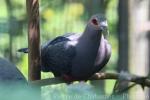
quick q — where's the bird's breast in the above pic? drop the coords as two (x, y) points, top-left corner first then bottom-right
(71, 36), (101, 79)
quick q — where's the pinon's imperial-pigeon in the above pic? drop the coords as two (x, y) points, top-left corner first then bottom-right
(18, 14), (111, 81)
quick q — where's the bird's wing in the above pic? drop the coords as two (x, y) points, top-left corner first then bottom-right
(18, 33), (80, 53)
(41, 39), (76, 77)
(42, 33), (80, 48)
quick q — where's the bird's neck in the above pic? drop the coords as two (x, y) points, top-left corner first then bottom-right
(80, 25), (102, 43)
(77, 24), (103, 63)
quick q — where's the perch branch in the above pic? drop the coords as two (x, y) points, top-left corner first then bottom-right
(30, 72), (150, 87)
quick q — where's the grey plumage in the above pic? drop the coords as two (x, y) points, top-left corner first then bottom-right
(0, 58), (40, 100)
(41, 34), (79, 76)
(18, 14), (111, 81)
(0, 57), (27, 84)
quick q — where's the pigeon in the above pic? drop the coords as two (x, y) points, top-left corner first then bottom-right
(0, 57), (27, 84)
(0, 58), (40, 100)
(18, 14), (111, 81)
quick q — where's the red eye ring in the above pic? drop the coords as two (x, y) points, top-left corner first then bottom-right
(91, 18), (98, 25)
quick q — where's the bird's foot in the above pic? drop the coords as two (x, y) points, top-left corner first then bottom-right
(62, 74), (75, 84)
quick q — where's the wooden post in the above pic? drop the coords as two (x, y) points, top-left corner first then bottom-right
(26, 0), (41, 81)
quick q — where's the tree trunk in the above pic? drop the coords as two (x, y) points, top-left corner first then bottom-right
(148, 0), (150, 99)
(129, 0), (149, 100)
(117, 0), (129, 72)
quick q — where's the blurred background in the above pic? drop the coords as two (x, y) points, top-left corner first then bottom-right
(0, 0), (150, 100)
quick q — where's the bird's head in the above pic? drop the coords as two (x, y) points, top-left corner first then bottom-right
(89, 14), (109, 38)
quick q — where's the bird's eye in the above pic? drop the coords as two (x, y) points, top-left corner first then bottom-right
(91, 18), (98, 25)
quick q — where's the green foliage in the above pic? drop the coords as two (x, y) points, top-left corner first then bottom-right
(106, 0), (118, 36)
(0, 34), (9, 57)
(11, 0), (26, 20)
(0, 0), (7, 18)
(40, 2), (85, 42)
(17, 54), (28, 80)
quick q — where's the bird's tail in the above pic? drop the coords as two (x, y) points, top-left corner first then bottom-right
(18, 48), (28, 53)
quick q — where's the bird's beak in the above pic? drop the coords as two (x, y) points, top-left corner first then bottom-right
(99, 21), (109, 38)
(100, 21), (108, 29)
